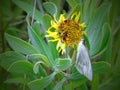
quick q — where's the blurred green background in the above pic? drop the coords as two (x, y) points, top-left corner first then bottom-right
(0, 0), (120, 90)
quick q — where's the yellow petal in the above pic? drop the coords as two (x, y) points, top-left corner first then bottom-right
(56, 39), (61, 50)
(46, 27), (53, 33)
(58, 14), (66, 23)
(45, 32), (57, 37)
(51, 20), (58, 29)
(71, 12), (80, 22)
(46, 29), (52, 33)
(71, 12), (76, 19)
(49, 39), (59, 42)
(75, 12), (80, 22)
(53, 14), (57, 23)
(61, 43), (66, 54)
(80, 23), (86, 28)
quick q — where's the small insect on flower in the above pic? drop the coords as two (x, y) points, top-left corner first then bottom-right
(76, 40), (92, 81)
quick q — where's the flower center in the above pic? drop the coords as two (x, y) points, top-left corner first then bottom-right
(58, 19), (84, 46)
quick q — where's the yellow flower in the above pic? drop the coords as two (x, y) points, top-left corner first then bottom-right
(46, 12), (86, 54)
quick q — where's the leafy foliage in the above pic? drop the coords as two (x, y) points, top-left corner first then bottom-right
(0, 0), (120, 90)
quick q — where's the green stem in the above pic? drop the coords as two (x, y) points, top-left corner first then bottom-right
(71, 50), (76, 64)
(23, 74), (26, 90)
(65, 46), (69, 58)
(31, 0), (36, 25)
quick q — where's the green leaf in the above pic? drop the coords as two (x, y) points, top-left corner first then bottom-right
(28, 72), (56, 90)
(63, 61), (110, 88)
(55, 58), (71, 71)
(33, 61), (48, 76)
(91, 23), (110, 58)
(43, 2), (57, 15)
(28, 54), (51, 68)
(86, 0), (99, 22)
(98, 74), (120, 90)
(48, 41), (59, 60)
(8, 61), (33, 74)
(91, 74), (99, 90)
(64, 78), (87, 90)
(42, 14), (52, 30)
(54, 78), (66, 90)
(27, 21), (55, 66)
(26, 15), (44, 54)
(33, 65), (39, 74)
(70, 4), (82, 18)
(66, 0), (77, 8)
(98, 23), (110, 54)
(83, 0), (90, 22)
(68, 61), (110, 80)
(67, 72), (86, 80)
(4, 77), (28, 84)
(89, 0), (99, 18)
(32, 22), (41, 37)
(79, 84), (88, 90)
(12, 0), (43, 23)
(65, 72), (88, 89)
(83, 34), (90, 50)
(92, 61), (111, 74)
(83, 0), (99, 23)
(0, 51), (25, 70)
(42, 14), (59, 60)
(5, 33), (39, 55)
(87, 2), (111, 57)
(28, 54), (48, 76)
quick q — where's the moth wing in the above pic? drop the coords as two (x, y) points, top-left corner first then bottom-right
(76, 40), (92, 80)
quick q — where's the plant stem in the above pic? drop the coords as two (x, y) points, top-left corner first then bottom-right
(31, 0), (36, 25)
(23, 74), (26, 90)
(71, 50), (76, 63)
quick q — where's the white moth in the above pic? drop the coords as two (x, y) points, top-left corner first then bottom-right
(76, 40), (92, 81)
